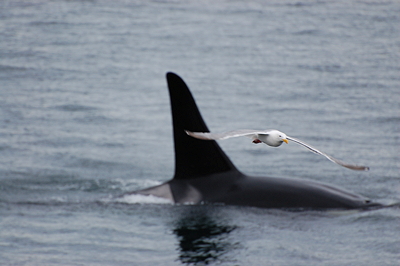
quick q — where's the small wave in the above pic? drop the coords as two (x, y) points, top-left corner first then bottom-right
(297, 64), (342, 73)
(54, 104), (98, 112)
(29, 21), (71, 26)
(0, 64), (30, 72)
(7, 196), (74, 206)
(113, 194), (173, 205)
(294, 29), (321, 36)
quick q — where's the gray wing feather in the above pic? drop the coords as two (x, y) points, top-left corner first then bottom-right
(286, 136), (369, 171)
(185, 129), (273, 140)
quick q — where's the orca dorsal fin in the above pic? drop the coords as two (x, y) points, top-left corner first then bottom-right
(166, 72), (238, 179)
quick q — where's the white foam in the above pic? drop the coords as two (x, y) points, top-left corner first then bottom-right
(139, 179), (163, 187)
(115, 194), (173, 205)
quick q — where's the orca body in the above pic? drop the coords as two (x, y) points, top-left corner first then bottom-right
(131, 73), (381, 209)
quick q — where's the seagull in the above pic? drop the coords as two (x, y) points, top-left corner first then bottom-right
(185, 129), (369, 171)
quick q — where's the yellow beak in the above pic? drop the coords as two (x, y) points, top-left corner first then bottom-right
(283, 139), (289, 144)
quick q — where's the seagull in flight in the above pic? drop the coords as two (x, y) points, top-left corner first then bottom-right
(185, 129), (369, 171)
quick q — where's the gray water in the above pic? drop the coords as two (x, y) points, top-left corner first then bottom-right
(1, 0), (399, 265)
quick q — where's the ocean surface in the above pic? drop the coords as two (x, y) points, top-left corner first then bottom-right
(1, 0), (399, 265)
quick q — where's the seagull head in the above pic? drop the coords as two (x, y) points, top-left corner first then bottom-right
(264, 130), (289, 147)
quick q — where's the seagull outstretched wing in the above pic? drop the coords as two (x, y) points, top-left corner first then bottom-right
(186, 129), (369, 171)
(185, 129), (273, 140)
(286, 136), (369, 171)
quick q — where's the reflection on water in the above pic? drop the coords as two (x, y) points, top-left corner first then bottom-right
(173, 208), (238, 265)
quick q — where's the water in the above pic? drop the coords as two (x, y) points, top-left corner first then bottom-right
(1, 0), (399, 265)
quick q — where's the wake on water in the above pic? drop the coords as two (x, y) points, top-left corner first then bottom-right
(114, 194), (173, 205)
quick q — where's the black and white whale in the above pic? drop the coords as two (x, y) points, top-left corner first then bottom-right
(129, 72), (381, 209)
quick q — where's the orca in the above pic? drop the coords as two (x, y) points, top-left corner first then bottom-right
(129, 72), (381, 209)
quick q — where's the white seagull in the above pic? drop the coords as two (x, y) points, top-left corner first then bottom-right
(185, 129), (369, 171)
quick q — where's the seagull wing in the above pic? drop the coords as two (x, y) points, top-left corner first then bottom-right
(185, 129), (274, 140)
(286, 136), (369, 171)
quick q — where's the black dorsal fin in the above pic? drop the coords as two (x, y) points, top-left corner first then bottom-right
(166, 72), (238, 179)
